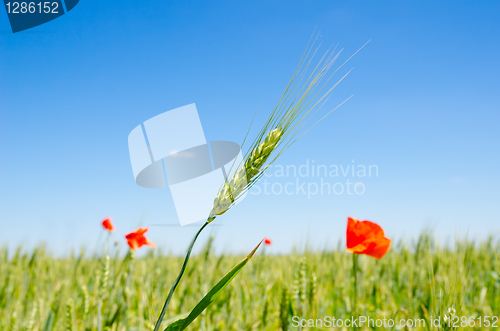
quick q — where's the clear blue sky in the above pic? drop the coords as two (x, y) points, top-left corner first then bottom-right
(1, 0), (499, 255)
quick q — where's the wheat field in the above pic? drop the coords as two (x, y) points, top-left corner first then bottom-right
(1, 234), (499, 331)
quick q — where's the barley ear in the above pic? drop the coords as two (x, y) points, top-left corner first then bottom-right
(27, 303), (38, 331)
(65, 298), (74, 331)
(10, 309), (19, 331)
(81, 285), (89, 315)
(209, 127), (283, 220)
(279, 287), (291, 331)
(99, 255), (110, 300)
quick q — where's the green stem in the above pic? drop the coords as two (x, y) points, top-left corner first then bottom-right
(97, 300), (102, 331)
(93, 230), (103, 258)
(153, 220), (210, 331)
(352, 253), (358, 330)
(111, 250), (131, 288)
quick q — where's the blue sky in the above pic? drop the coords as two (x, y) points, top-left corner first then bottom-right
(1, 0), (499, 255)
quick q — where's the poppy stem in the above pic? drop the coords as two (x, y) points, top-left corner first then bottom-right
(153, 220), (210, 331)
(93, 230), (103, 258)
(352, 253), (359, 329)
(104, 232), (111, 256)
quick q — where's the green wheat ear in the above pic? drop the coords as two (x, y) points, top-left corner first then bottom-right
(65, 298), (74, 331)
(206, 35), (368, 224)
(210, 127), (283, 219)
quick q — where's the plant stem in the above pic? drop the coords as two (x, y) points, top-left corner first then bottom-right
(93, 230), (103, 258)
(97, 301), (102, 331)
(352, 253), (358, 330)
(153, 220), (210, 331)
(126, 258), (133, 288)
(104, 232), (111, 256)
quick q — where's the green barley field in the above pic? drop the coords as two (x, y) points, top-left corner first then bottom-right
(1, 234), (499, 331)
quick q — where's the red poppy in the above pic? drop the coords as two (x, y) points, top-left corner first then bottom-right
(102, 218), (116, 232)
(125, 227), (155, 250)
(346, 217), (391, 260)
(264, 237), (272, 245)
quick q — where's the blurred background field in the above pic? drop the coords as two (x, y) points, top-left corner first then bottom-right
(0, 234), (499, 331)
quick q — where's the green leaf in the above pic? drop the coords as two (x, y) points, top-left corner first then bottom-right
(159, 312), (190, 329)
(42, 310), (54, 331)
(164, 239), (263, 331)
(164, 318), (185, 331)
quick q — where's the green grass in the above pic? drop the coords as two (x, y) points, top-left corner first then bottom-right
(0, 234), (499, 330)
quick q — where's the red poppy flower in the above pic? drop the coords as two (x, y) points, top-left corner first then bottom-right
(125, 227), (155, 250)
(264, 237), (272, 245)
(346, 217), (391, 260)
(102, 218), (116, 232)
